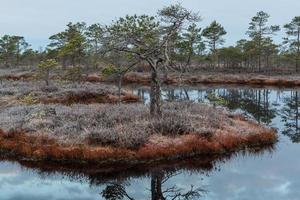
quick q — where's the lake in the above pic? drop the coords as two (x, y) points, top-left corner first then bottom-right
(1, 85), (300, 200)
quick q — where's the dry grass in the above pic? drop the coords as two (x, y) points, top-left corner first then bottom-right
(0, 102), (277, 164)
(0, 103), (228, 148)
(122, 72), (300, 87)
(0, 124), (276, 164)
(39, 92), (139, 105)
(2, 67), (300, 87)
(0, 80), (139, 105)
(0, 68), (35, 81)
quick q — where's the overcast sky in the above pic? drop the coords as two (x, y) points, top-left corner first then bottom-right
(0, 0), (298, 49)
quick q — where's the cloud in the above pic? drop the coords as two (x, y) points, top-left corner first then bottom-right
(0, 0), (298, 49)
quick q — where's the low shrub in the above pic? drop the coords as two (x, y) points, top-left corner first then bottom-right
(151, 110), (194, 136)
(87, 121), (151, 149)
(0, 103), (229, 149)
(18, 92), (38, 104)
(0, 80), (139, 105)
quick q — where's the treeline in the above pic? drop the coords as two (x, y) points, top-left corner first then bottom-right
(0, 4), (299, 74)
(0, 35), (42, 67)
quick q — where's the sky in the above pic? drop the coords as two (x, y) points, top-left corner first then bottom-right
(0, 0), (299, 50)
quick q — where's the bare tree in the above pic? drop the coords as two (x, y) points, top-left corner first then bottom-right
(105, 4), (199, 117)
(102, 52), (140, 104)
(101, 171), (206, 200)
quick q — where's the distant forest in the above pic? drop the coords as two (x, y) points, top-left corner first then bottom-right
(0, 3), (300, 74)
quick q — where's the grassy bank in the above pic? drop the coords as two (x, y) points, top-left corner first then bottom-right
(2, 68), (300, 87)
(120, 72), (300, 87)
(0, 80), (139, 106)
(0, 102), (277, 165)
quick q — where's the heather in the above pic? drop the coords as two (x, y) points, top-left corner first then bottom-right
(0, 102), (230, 149)
(0, 80), (138, 105)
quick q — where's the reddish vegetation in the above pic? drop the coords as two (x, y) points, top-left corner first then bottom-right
(123, 73), (152, 85)
(38, 92), (140, 105)
(84, 74), (104, 82)
(120, 72), (300, 87)
(2, 72), (34, 81)
(0, 116), (277, 165)
(3, 70), (300, 87)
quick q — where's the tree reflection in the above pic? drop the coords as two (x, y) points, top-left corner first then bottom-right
(281, 91), (300, 143)
(101, 171), (206, 200)
(206, 88), (277, 124)
(134, 87), (278, 125)
(102, 182), (134, 200)
(6, 138), (274, 200)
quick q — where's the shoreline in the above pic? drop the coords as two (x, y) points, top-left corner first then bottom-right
(0, 114), (277, 166)
(2, 69), (300, 87)
(120, 72), (300, 87)
(0, 69), (280, 167)
(0, 144), (274, 183)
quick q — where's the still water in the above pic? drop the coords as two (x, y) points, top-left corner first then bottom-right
(1, 85), (300, 200)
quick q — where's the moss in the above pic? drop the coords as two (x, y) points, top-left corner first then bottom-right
(19, 92), (38, 104)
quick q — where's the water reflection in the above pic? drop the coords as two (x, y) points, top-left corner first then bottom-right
(2, 85), (300, 199)
(101, 171), (205, 200)
(0, 146), (273, 200)
(216, 89), (277, 124)
(132, 85), (299, 138)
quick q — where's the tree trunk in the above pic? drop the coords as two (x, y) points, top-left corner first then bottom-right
(45, 71), (49, 86)
(296, 29), (300, 72)
(258, 54), (261, 72)
(186, 45), (193, 67)
(117, 73), (122, 105)
(296, 91), (299, 132)
(16, 42), (20, 67)
(213, 41), (217, 69)
(151, 172), (165, 200)
(150, 64), (162, 118)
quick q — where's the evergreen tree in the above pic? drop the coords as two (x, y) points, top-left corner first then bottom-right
(49, 22), (87, 67)
(202, 21), (227, 67)
(246, 11), (280, 71)
(86, 23), (104, 68)
(0, 35), (28, 67)
(283, 16), (300, 72)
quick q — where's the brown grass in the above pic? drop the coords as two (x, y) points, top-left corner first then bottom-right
(123, 73), (151, 85)
(120, 72), (300, 87)
(84, 74), (104, 82)
(0, 116), (277, 165)
(38, 93), (139, 105)
(0, 101), (277, 165)
(2, 73), (34, 81)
